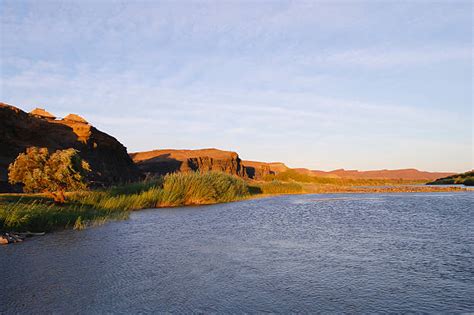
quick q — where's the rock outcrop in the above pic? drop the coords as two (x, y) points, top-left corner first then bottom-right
(242, 161), (289, 179)
(0, 103), (141, 191)
(130, 148), (291, 180)
(130, 148), (246, 177)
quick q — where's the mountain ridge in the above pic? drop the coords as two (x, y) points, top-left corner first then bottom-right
(1, 102), (458, 192)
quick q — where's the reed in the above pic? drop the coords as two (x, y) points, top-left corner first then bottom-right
(252, 181), (304, 194)
(160, 172), (249, 206)
(0, 172), (250, 232)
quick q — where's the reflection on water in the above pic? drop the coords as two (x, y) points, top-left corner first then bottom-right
(1, 192), (473, 313)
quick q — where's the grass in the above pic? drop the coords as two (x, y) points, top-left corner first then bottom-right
(0, 197), (128, 232)
(160, 172), (249, 206)
(0, 172), (250, 232)
(263, 170), (426, 186)
(249, 181), (303, 195)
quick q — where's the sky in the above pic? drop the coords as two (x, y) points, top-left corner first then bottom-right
(0, 0), (472, 172)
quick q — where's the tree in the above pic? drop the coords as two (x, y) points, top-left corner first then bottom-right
(8, 147), (90, 203)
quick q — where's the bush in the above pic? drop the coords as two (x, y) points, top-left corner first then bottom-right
(463, 177), (474, 186)
(8, 147), (90, 202)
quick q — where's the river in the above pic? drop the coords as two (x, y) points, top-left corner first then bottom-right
(1, 192), (473, 313)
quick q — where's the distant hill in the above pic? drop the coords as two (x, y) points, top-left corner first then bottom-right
(0, 102), (140, 192)
(130, 147), (452, 182)
(293, 168), (455, 181)
(427, 171), (474, 186)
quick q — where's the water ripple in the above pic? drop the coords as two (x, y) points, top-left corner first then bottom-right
(1, 192), (473, 313)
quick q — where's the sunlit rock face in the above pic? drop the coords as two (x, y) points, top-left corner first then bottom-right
(130, 148), (290, 180)
(130, 148), (246, 178)
(0, 102), (141, 192)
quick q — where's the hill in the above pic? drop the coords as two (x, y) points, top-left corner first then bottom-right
(293, 168), (455, 181)
(427, 171), (474, 186)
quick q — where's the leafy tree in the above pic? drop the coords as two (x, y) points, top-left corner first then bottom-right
(8, 147), (90, 203)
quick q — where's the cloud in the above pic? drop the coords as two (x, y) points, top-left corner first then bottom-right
(316, 47), (472, 69)
(0, 0), (472, 172)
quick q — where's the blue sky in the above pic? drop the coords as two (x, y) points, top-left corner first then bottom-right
(1, 0), (472, 172)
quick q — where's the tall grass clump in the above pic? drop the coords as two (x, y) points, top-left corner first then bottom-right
(253, 181), (304, 194)
(69, 172), (249, 209)
(160, 172), (249, 206)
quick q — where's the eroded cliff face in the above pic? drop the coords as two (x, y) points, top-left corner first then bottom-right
(130, 148), (246, 177)
(242, 161), (289, 179)
(130, 149), (290, 180)
(0, 103), (141, 191)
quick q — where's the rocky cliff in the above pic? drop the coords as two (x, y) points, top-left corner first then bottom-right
(130, 148), (292, 180)
(241, 160), (289, 179)
(0, 103), (141, 192)
(130, 148), (246, 177)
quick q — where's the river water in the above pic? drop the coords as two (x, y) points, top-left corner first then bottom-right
(1, 192), (473, 313)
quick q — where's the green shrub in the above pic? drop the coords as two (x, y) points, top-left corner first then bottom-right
(8, 147), (90, 203)
(463, 177), (474, 186)
(428, 171), (474, 185)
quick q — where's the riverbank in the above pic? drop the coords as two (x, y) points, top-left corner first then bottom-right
(1, 172), (469, 238)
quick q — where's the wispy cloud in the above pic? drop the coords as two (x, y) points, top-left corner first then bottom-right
(1, 0), (472, 172)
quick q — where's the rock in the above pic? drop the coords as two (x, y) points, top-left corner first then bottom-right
(0, 235), (8, 245)
(63, 113), (88, 124)
(0, 232), (44, 245)
(0, 103), (141, 192)
(130, 148), (291, 180)
(242, 161), (272, 179)
(30, 108), (56, 120)
(130, 148), (246, 177)
(242, 160), (289, 180)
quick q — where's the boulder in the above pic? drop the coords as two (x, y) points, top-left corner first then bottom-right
(63, 113), (88, 124)
(30, 108), (56, 120)
(0, 235), (8, 245)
